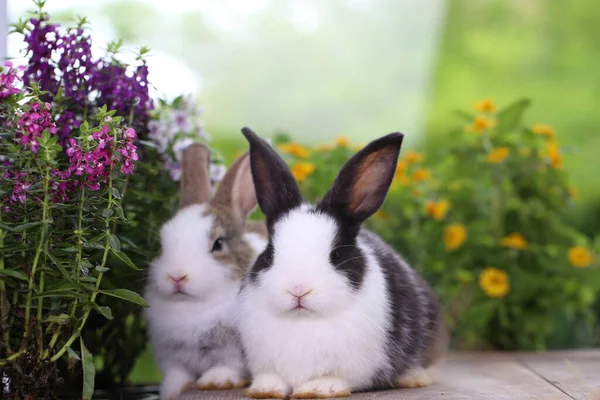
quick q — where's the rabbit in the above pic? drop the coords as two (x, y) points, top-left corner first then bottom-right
(236, 128), (448, 399)
(143, 143), (268, 400)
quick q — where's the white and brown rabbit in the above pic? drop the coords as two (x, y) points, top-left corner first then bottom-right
(143, 143), (268, 400)
(237, 128), (447, 399)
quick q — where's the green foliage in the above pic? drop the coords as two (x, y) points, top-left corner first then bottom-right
(277, 99), (600, 350)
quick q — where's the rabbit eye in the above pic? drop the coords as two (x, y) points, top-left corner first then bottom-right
(211, 237), (225, 252)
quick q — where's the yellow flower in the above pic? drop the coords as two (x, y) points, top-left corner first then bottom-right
(519, 148), (531, 158)
(486, 147), (510, 164)
(425, 199), (450, 221)
(315, 143), (333, 153)
(531, 124), (555, 139)
(568, 186), (578, 199)
(568, 246), (593, 268)
(373, 210), (388, 221)
(290, 162), (315, 182)
(444, 224), (467, 251)
(546, 140), (562, 169)
(468, 116), (495, 134)
(395, 160), (408, 175)
(336, 136), (350, 148)
(404, 151), (424, 164)
(278, 143), (310, 158)
(479, 267), (510, 298)
(473, 98), (496, 113)
(412, 168), (431, 182)
(393, 173), (411, 186)
(500, 233), (528, 250)
(449, 182), (462, 192)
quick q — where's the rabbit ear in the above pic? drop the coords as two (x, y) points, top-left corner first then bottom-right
(318, 132), (404, 223)
(241, 127), (303, 231)
(211, 152), (258, 221)
(180, 143), (212, 208)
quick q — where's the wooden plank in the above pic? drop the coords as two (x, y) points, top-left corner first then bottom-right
(178, 352), (570, 399)
(517, 350), (600, 400)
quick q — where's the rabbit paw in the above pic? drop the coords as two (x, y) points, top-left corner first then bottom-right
(160, 368), (195, 400)
(196, 366), (248, 390)
(396, 366), (432, 388)
(291, 377), (352, 399)
(243, 373), (290, 399)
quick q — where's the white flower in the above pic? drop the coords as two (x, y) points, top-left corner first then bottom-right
(210, 163), (227, 183)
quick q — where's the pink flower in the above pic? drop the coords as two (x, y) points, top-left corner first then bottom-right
(16, 101), (58, 153)
(0, 61), (25, 98)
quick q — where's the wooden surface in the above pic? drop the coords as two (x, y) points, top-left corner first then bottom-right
(177, 350), (600, 400)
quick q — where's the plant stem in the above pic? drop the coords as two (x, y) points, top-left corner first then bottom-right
(0, 213), (9, 352)
(49, 127), (117, 363)
(23, 163), (51, 341)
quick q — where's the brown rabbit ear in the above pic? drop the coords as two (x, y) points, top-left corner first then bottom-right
(180, 143), (212, 208)
(211, 152), (258, 222)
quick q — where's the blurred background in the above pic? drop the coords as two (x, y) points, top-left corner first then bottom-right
(6, 0), (600, 384)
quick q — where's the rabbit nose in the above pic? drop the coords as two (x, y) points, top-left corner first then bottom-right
(287, 285), (313, 298)
(168, 274), (188, 283)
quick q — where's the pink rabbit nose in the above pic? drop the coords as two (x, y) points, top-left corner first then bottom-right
(287, 285), (313, 298)
(168, 274), (188, 284)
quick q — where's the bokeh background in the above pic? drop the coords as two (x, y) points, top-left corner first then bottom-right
(6, 0), (600, 384)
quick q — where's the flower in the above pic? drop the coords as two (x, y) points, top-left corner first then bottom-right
(479, 267), (510, 298)
(425, 199), (450, 221)
(395, 160), (408, 175)
(468, 116), (495, 134)
(393, 173), (411, 186)
(412, 168), (431, 182)
(473, 99), (496, 113)
(0, 61), (25, 98)
(486, 147), (510, 164)
(568, 246), (593, 268)
(336, 136), (349, 148)
(278, 143), (310, 158)
(291, 162), (315, 182)
(531, 124), (555, 139)
(373, 210), (388, 221)
(404, 151), (424, 163)
(568, 186), (578, 199)
(519, 148), (532, 158)
(315, 143), (333, 152)
(444, 224), (467, 251)
(500, 233), (528, 250)
(16, 101), (58, 153)
(546, 140), (562, 169)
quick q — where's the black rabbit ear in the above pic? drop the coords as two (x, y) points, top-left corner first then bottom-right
(241, 127), (303, 231)
(318, 132), (404, 223)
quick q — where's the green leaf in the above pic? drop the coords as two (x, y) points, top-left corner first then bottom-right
(67, 346), (81, 361)
(0, 269), (28, 281)
(495, 98), (531, 134)
(111, 250), (140, 271)
(0, 220), (45, 232)
(45, 313), (70, 325)
(80, 276), (97, 283)
(101, 208), (114, 218)
(80, 338), (95, 400)
(94, 304), (113, 320)
(110, 187), (121, 200)
(100, 289), (149, 307)
(108, 234), (121, 252)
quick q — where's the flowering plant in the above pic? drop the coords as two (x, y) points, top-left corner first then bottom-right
(0, 2), (163, 398)
(275, 98), (600, 350)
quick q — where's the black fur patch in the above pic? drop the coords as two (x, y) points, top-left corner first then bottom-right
(247, 241), (275, 283)
(359, 229), (439, 390)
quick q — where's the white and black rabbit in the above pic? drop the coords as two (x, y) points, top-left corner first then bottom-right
(237, 128), (447, 399)
(144, 143), (268, 400)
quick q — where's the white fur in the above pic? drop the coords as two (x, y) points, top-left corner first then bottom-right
(238, 208), (391, 393)
(144, 204), (267, 400)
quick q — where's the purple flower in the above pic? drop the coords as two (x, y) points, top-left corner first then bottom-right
(16, 101), (58, 153)
(0, 61), (25, 98)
